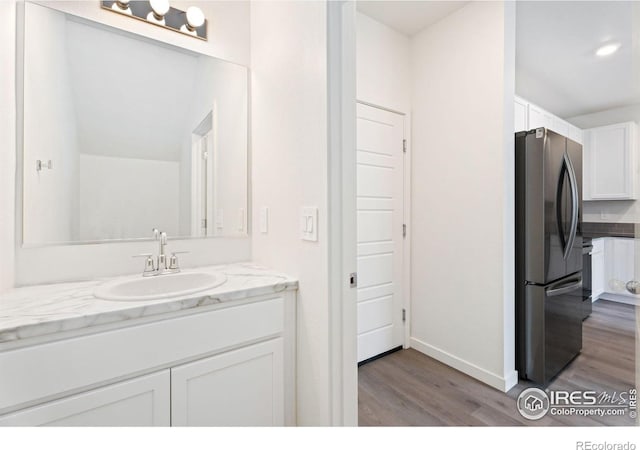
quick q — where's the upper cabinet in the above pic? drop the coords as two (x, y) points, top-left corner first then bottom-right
(514, 96), (583, 144)
(528, 103), (554, 130)
(514, 96), (528, 133)
(583, 122), (638, 201)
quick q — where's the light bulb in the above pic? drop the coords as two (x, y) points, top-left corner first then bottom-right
(112, 0), (132, 15)
(595, 42), (621, 57)
(186, 6), (205, 29)
(150, 0), (170, 18)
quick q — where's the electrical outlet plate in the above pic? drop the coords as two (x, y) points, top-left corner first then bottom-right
(300, 207), (318, 242)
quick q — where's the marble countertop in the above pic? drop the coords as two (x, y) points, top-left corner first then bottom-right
(0, 263), (298, 345)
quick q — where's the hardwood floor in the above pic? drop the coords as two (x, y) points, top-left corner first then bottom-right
(358, 300), (637, 426)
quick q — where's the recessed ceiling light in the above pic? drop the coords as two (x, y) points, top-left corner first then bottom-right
(595, 43), (621, 57)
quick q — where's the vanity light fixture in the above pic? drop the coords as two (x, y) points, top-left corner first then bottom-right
(101, 1), (208, 40)
(595, 42), (621, 57)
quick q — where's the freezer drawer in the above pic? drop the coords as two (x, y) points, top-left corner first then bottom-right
(518, 274), (583, 385)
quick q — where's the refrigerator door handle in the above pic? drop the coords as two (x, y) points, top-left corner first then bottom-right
(546, 276), (582, 297)
(562, 152), (579, 260)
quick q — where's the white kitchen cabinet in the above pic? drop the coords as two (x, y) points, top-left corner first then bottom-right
(514, 96), (528, 132)
(552, 116), (570, 138)
(591, 238), (605, 300)
(583, 122), (638, 200)
(568, 124), (583, 145)
(514, 97), (582, 143)
(171, 338), (284, 426)
(0, 371), (170, 426)
(528, 103), (554, 130)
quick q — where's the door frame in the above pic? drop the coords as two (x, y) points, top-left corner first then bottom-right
(355, 100), (412, 353)
(326, 1), (411, 426)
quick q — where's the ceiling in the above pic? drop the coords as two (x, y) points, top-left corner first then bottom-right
(357, 1), (639, 119)
(356, 1), (469, 36)
(516, 1), (639, 118)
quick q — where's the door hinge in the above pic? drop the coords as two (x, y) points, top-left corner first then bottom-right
(201, 218), (207, 229)
(402, 139), (407, 153)
(402, 224), (407, 238)
(202, 150), (208, 160)
(349, 272), (358, 288)
(402, 308), (406, 323)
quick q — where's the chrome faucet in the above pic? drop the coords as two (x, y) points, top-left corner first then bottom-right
(133, 229), (187, 277)
(153, 228), (168, 273)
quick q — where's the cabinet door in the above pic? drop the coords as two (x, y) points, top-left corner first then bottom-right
(591, 239), (605, 300)
(514, 97), (528, 132)
(551, 116), (570, 137)
(171, 339), (284, 426)
(0, 370), (170, 426)
(585, 122), (637, 200)
(568, 124), (583, 145)
(602, 238), (636, 296)
(528, 104), (553, 130)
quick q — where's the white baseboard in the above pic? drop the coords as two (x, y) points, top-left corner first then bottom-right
(410, 337), (518, 393)
(598, 294), (639, 306)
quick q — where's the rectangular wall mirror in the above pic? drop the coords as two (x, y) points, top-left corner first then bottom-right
(20, 2), (249, 246)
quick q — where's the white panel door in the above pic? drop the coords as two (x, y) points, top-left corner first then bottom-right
(171, 339), (284, 426)
(356, 103), (405, 363)
(0, 371), (170, 426)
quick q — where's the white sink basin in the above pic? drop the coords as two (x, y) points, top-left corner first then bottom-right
(94, 272), (227, 301)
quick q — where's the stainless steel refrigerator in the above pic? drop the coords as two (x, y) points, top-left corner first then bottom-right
(515, 128), (583, 385)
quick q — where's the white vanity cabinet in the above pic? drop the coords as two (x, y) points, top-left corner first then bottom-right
(583, 122), (638, 201)
(0, 292), (296, 427)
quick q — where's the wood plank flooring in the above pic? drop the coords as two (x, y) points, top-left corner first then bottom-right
(358, 300), (637, 426)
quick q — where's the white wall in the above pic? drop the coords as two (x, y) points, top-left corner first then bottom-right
(11, 1), (251, 286)
(0, 0), (16, 293)
(409, 1), (517, 391)
(22, 3), (78, 245)
(250, 1), (331, 425)
(568, 103), (640, 223)
(356, 12), (410, 113)
(77, 155), (180, 241)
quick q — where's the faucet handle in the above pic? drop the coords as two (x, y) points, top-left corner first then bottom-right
(133, 253), (155, 274)
(168, 251), (189, 271)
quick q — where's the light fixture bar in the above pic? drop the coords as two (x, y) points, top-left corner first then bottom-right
(101, 1), (207, 41)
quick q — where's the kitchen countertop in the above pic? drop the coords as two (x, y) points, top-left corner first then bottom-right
(0, 263), (298, 345)
(582, 222), (637, 239)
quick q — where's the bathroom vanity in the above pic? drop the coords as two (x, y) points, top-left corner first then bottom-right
(0, 264), (297, 426)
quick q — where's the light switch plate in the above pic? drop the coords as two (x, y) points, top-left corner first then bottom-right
(216, 209), (224, 229)
(260, 207), (269, 234)
(300, 207), (318, 242)
(238, 208), (245, 232)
